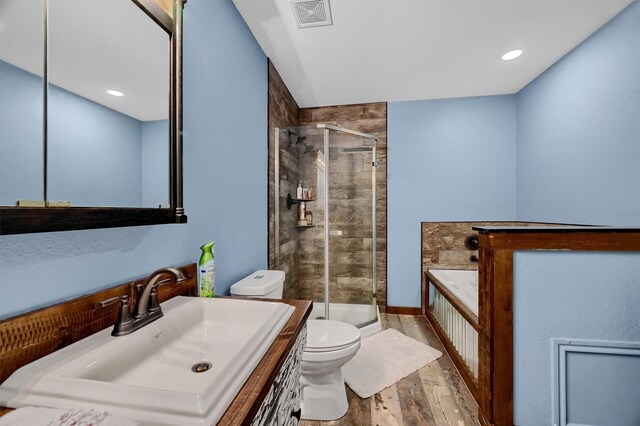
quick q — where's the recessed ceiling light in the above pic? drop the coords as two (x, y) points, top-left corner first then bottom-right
(106, 89), (124, 97)
(501, 49), (523, 61)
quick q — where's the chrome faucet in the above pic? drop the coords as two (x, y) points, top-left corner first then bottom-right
(101, 267), (187, 336)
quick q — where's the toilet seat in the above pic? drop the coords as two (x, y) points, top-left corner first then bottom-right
(305, 320), (361, 352)
(302, 339), (361, 362)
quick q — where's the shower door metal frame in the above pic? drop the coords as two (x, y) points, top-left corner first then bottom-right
(320, 124), (378, 323)
(274, 128), (281, 269)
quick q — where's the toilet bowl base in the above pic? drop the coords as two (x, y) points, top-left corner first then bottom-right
(300, 369), (349, 421)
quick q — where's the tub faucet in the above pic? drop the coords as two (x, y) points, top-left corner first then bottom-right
(103, 267), (187, 336)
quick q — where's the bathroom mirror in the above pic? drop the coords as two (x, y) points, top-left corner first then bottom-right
(47, 0), (170, 208)
(0, 0), (187, 234)
(0, 0), (45, 208)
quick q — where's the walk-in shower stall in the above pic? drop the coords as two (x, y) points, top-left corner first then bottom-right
(274, 124), (381, 335)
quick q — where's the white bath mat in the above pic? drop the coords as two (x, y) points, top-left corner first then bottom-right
(343, 328), (442, 399)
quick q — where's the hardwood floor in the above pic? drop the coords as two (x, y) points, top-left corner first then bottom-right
(300, 314), (479, 426)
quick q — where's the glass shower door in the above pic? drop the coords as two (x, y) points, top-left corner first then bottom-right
(273, 124), (379, 329)
(323, 125), (378, 327)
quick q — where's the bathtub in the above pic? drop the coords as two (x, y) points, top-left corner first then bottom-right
(428, 269), (478, 316)
(426, 269), (480, 389)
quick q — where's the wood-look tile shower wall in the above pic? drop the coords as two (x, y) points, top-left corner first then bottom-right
(268, 61), (301, 299)
(267, 63), (387, 310)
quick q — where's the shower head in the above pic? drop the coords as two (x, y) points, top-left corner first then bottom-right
(287, 130), (306, 145)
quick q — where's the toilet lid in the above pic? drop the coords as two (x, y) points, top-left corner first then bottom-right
(306, 320), (361, 351)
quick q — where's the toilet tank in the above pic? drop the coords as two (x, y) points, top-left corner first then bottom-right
(230, 270), (285, 299)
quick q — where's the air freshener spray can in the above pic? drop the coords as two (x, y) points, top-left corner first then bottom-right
(198, 242), (215, 298)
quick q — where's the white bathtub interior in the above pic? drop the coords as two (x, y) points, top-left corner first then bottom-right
(428, 269), (478, 316)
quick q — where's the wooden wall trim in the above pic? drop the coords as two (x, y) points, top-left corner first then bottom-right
(478, 248), (494, 426)
(477, 229), (640, 426)
(491, 250), (514, 426)
(0, 264), (197, 384)
(477, 229), (640, 251)
(386, 306), (421, 315)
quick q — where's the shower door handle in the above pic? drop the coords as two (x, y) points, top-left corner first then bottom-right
(329, 230), (342, 236)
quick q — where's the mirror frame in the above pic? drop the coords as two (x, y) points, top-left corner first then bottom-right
(0, 0), (187, 235)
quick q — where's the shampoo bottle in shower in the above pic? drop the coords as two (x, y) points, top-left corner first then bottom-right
(296, 181), (304, 199)
(198, 242), (215, 298)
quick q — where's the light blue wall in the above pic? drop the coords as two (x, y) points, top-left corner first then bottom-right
(0, 61), (44, 205)
(142, 120), (169, 208)
(0, 0), (267, 319)
(387, 96), (517, 307)
(513, 251), (640, 425)
(1, 60), (145, 207)
(387, 1), (640, 308)
(516, 0), (640, 226)
(512, 4), (640, 423)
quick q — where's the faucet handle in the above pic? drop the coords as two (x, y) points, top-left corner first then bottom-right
(152, 277), (173, 289)
(99, 294), (129, 308)
(100, 295), (134, 336)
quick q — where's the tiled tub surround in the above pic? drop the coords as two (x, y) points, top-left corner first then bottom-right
(421, 221), (516, 315)
(420, 221), (561, 314)
(0, 263), (312, 425)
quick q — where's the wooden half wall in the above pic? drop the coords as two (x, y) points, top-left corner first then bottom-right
(475, 227), (640, 426)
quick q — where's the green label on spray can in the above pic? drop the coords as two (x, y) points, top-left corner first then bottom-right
(199, 262), (215, 298)
(198, 242), (215, 298)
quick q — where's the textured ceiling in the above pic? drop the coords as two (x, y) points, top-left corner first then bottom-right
(233, 0), (633, 107)
(0, 0), (169, 121)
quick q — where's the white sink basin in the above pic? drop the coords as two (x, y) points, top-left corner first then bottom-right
(0, 297), (294, 425)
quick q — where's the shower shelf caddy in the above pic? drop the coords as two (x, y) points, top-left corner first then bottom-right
(286, 194), (317, 228)
(286, 193), (316, 209)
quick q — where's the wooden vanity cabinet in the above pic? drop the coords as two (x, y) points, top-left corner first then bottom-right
(251, 325), (306, 426)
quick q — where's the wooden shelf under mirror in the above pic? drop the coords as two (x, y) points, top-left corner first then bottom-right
(0, 207), (187, 235)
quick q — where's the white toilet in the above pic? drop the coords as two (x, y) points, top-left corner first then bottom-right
(230, 270), (361, 421)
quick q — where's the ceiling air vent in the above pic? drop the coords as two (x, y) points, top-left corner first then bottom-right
(290, 0), (333, 28)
